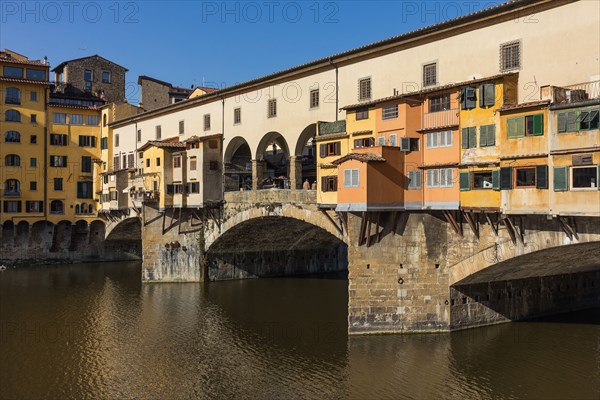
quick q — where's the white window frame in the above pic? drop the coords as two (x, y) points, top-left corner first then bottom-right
(570, 165), (598, 191)
(382, 105), (398, 120)
(389, 134), (398, 147)
(426, 168), (453, 188)
(426, 130), (453, 149)
(408, 170), (422, 189)
(344, 169), (359, 188)
(377, 136), (386, 146)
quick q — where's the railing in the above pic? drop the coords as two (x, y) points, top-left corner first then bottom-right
(3, 190), (20, 197)
(553, 80), (600, 105)
(422, 108), (459, 130)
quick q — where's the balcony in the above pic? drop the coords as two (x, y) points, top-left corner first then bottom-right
(549, 80), (600, 105)
(3, 190), (20, 197)
(422, 108), (459, 130)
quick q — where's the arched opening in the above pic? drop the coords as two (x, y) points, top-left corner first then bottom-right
(4, 179), (20, 196)
(5, 154), (21, 166)
(50, 220), (72, 253)
(4, 131), (21, 143)
(256, 132), (290, 189)
(14, 221), (29, 247)
(4, 109), (21, 123)
(224, 136), (252, 191)
(207, 216), (348, 280)
(1, 221), (15, 247)
(50, 200), (65, 215)
(105, 218), (142, 259)
(30, 221), (53, 250)
(294, 124), (317, 189)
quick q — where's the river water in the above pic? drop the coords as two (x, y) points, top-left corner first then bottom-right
(0, 261), (598, 400)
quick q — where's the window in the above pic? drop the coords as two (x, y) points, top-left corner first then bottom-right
(5, 131), (21, 143)
(356, 108), (369, 120)
(135, 129), (141, 142)
(377, 136), (386, 146)
(389, 134), (398, 147)
(186, 182), (200, 194)
(5, 154), (20, 166)
(461, 127), (477, 149)
(30, 114), (37, 123)
(30, 135), (37, 144)
(30, 91), (37, 102)
(353, 138), (375, 148)
(559, 108), (600, 133)
(101, 137), (108, 149)
(26, 201), (43, 213)
(115, 134), (120, 147)
(426, 131), (453, 148)
(109, 191), (118, 201)
(145, 158), (150, 168)
(102, 71), (111, 83)
(30, 158), (36, 167)
(382, 105), (398, 120)
(69, 114), (83, 125)
(26, 69), (46, 80)
(3, 201), (21, 213)
(81, 156), (92, 173)
(500, 40), (521, 71)
(204, 114), (211, 130)
(77, 181), (93, 199)
(479, 84), (495, 107)
(30, 181), (37, 191)
(156, 157), (161, 167)
(190, 157), (197, 171)
(179, 120), (185, 135)
(408, 170), (422, 189)
(173, 184), (185, 194)
(423, 63), (437, 87)
(54, 178), (63, 191)
(321, 176), (338, 192)
(473, 171), (494, 189)
(507, 114), (543, 138)
(127, 154), (134, 169)
(4, 179), (20, 195)
(84, 69), (93, 81)
(310, 89), (319, 108)
(460, 87), (477, 110)
(86, 115), (99, 125)
(319, 141), (341, 157)
(49, 155), (67, 167)
(507, 165), (547, 189)
(113, 156), (120, 170)
(174, 155), (182, 168)
(79, 135), (97, 147)
(429, 94), (451, 113)
(53, 113), (67, 124)
(5, 109), (21, 122)
(103, 114), (107, 127)
(155, 125), (161, 139)
(268, 99), (277, 118)
(50, 200), (64, 214)
(50, 134), (68, 146)
(76, 203), (93, 215)
(426, 168), (453, 188)
(234, 107), (241, 124)
(571, 166), (598, 189)
(479, 125), (496, 147)
(5, 87), (21, 104)
(344, 169), (360, 188)
(3, 66), (23, 78)
(515, 167), (536, 187)
(358, 78), (371, 100)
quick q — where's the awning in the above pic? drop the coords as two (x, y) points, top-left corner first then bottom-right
(122, 185), (135, 193)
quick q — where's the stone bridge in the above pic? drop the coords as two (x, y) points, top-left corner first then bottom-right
(94, 189), (600, 334)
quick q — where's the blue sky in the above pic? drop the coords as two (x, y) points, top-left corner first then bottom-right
(1, 1), (501, 103)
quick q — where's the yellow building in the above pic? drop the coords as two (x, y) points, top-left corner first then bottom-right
(1, 50), (49, 224)
(315, 120), (351, 208)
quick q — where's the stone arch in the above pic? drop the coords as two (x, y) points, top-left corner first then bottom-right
(256, 131), (290, 188)
(1, 221), (15, 244)
(50, 220), (72, 253)
(14, 221), (29, 247)
(294, 123), (317, 187)
(224, 136), (252, 191)
(89, 220), (106, 244)
(294, 123), (317, 157)
(31, 221), (54, 251)
(105, 217), (141, 241)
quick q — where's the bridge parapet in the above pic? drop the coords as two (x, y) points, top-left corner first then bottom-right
(224, 189), (316, 206)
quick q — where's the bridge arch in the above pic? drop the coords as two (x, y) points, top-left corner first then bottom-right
(105, 216), (141, 241)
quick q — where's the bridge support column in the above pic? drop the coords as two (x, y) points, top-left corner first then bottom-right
(289, 155), (302, 190)
(252, 159), (265, 191)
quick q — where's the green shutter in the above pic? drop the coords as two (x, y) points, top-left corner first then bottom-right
(492, 169), (500, 190)
(466, 87), (477, 109)
(469, 127), (477, 148)
(597, 165), (600, 191)
(553, 166), (568, 192)
(507, 117), (518, 139)
(461, 128), (469, 149)
(479, 125), (487, 147)
(485, 84), (495, 107)
(536, 165), (548, 189)
(533, 114), (544, 136)
(488, 124), (496, 146)
(460, 88), (467, 110)
(516, 116), (525, 137)
(566, 111), (578, 132)
(319, 144), (326, 158)
(500, 167), (513, 190)
(557, 112), (567, 133)
(459, 171), (471, 191)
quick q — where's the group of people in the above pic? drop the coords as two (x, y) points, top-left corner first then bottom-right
(303, 179), (317, 190)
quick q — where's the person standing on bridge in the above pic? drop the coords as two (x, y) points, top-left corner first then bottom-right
(303, 179), (310, 190)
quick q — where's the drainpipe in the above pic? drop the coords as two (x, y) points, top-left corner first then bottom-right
(44, 86), (49, 220)
(329, 57), (339, 121)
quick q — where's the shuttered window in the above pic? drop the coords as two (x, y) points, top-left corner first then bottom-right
(553, 166), (569, 191)
(461, 127), (476, 149)
(507, 116), (525, 138)
(460, 87), (477, 110)
(358, 78), (371, 100)
(536, 165), (548, 189)
(459, 171), (470, 191)
(525, 114), (544, 136)
(321, 176), (338, 192)
(479, 84), (495, 107)
(479, 124), (496, 147)
(500, 167), (512, 190)
(81, 156), (92, 173)
(319, 141), (341, 157)
(492, 170), (500, 190)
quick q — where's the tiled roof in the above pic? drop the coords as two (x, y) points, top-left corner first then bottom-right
(342, 73), (518, 110)
(52, 54), (128, 72)
(499, 100), (551, 111)
(48, 103), (101, 110)
(138, 137), (185, 151)
(419, 162), (460, 169)
(499, 152), (548, 159)
(0, 55), (47, 66)
(332, 153), (386, 165)
(314, 132), (348, 142)
(185, 133), (222, 143)
(350, 130), (373, 136)
(0, 76), (50, 85)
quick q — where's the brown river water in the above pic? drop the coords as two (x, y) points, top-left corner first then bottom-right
(0, 261), (598, 399)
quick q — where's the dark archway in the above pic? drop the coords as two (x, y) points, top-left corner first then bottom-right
(224, 136), (252, 191)
(207, 216), (348, 280)
(294, 124), (317, 188)
(256, 132), (290, 189)
(105, 217), (142, 259)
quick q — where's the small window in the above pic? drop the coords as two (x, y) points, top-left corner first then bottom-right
(571, 166), (598, 189)
(321, 176), (338, 192)
(204, 114), (211, 131)
(479, 125), (496, 147)
(408, 170), (422, 189)
(146, 159), (150, 168)
(102, 71), (111, 83)
(30, 181), (37, 191)
(30, 114), (37, 123)
(429, 94), (451, 113)
(5, 87), (21, 104)
(5, 154), (20, 166)
(77, 182), (93, 199)
(179, 120), (185, 135)
(127, 154), (134, 168)
(86, 115), (99, 125)
(49, 155), (67, 167)
(515, 167), (536, 187)
(30, 91), (37, 102)
(234, 107), (241, 124)
(268, 99), (277, 118)
(4, 179), (20, 195)
(137, 129), (142, 142)
(84, 69), (93, 82)
(156, 157), (161, 167)
(310, 89), (319, 109)
(101, 137), (108, 149)
(525, 114), (544, 136)
(460, 87), (477, 110)
(358, 78), (371, 100)
(356, 108), (369, 120)
(78, 135), (97, 147)
(427, 131), (453, 148)
(353, 138), (375, 149)
(426, 168), (453, 188)
(500, 40), (521, 71)
(423, 63), (437, 87)
(190, 157), (197, 171)
(103, 114), (107, 127)
(173, 155), (182, 168)
(389, 134), (398, 147)
(344, 169), (360, 188)
(382, 105), (398, 120)
(5, 131), (21, 143)
(155, 125), (161, 140)
(30, 158), (37, 167)
(461, 127), (477, 149)
(30, 135), (37, 144)
(377, 136), (386, 146)
(54, 178), (63, 191)
(81, 156), (92, 173)
(473, 171), (493, 189)
(319, 141), (341, 157)
(115, 134), (120, 147)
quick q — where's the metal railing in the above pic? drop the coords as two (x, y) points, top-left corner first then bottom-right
(553, 80), (600, 105)
(422, 108), (459, 130)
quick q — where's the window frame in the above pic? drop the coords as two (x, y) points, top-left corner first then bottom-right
(570, 165), (598, 191)
(233, 107), (241, 124)
(309, 89), (319, 109)
(344, 168), (360, 188)
(267, 99), (277, 118)
(358, 77), (371, 101)
(382, 104), (398, 120)
(500, 40), (521, 72)
(514, 167), (536, 188)
(101, 70), (111, 83)
(423, 62), (437, 87)
(472, 171), (494, 190)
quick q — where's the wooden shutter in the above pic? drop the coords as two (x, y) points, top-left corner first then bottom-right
(466, 87), (476, 109)
(400, 137), (410, 151)
(319, 143), (326, 158)
(484, 84), (495, 107)
(487, 124), (496, 146)
(459, 171), (471, 191)
(553, 166), (568, 192)
(479, 125), (487, 147)
(533, 114), (544, 136)
(557, 112), (567, 133)
(334, 141), (341, 155)
(516, 117), (525, 137)
(536, 165), (548, 189)
(492, 169), (500, 190)
(461, 128), (469, 149)
(321, 177), (327, 192)
(460, 88), (467, 110)
(507, 118), (518, 139)
(500, 167), (512, 190)
(566, 111), (578, 132)
(598, 165), (600, 191)
(468, 127), (477, 148)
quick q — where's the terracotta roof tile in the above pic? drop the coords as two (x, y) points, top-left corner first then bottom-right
(138, 137), (185, 151)
(0, 56), (47, 66)
(332, 152), (386, 165)
(0, 76), (50, 85)
(314, 132), (348, 142)
(184, 133), (222, 143)
(499, 100), (551, 111)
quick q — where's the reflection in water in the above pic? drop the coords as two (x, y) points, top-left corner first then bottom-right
(0, 262), (598, 399)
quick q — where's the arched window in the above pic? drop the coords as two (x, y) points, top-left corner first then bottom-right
(4, 179), (20, 195)
(75, 204), (81, 214)
(5, 154), (20, 166)
(5, 131), (21, 143)
(5, 87), (21, 104)
(50, 200), (64, 214)
(5, 110), (21, 122)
